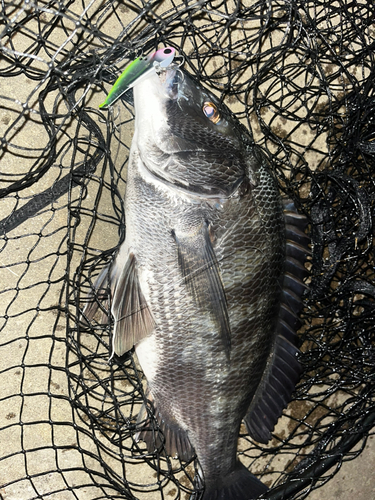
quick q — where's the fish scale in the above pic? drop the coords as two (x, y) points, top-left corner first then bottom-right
(127, 145), (283, 487)
(85, 57), (309, 500)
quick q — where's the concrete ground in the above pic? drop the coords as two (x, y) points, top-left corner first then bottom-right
(308, 436), (375, 499)
(0, 1), (374, 499)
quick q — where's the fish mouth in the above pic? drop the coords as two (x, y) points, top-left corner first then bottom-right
(154, 64), (185, 100)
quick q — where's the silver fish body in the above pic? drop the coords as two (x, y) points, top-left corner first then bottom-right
(88, 65), (307, 499)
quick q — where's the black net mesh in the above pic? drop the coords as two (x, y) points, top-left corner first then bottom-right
(1, 0), (374, 498)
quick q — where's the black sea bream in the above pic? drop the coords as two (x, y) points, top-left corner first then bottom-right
(85, 59), (309, 500)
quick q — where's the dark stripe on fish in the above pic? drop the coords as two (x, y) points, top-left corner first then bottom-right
(172, 221), (231, 358)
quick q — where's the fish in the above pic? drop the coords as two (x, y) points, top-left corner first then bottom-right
(84, 49), (309, 500)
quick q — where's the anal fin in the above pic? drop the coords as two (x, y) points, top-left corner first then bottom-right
(136, 389), (195, 462)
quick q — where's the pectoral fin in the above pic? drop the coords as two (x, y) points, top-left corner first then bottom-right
(111, 253), (155, 356)
(81, 264), (111, 324)
(81, 252), (155, 356)
(172, 222), (231, 357)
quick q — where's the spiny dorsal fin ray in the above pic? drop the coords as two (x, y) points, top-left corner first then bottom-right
(172, 221), (231, 358)
(285, 255), (309, 281)
(244, 201), (309, 444)
(282, 199), (310, 321)
(279, 302), (303, 331)
(286, 239), (311, 260)
(284, 272), (308, 297)
(286, 223), (311, 246)
(283, 201), (309, 229)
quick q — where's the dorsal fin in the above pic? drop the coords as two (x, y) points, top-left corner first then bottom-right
(279, 200), (310, 341)
(244, 200), (309, 443)
(244, 334), (303, 443)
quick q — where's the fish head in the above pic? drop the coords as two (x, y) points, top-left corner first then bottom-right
(133, 64), (258, 196)
(134, 65), (241, 151)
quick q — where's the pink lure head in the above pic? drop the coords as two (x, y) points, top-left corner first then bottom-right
(99, 47), (177, 108)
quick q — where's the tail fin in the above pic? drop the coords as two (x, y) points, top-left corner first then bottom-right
(201, 462), (268, 500)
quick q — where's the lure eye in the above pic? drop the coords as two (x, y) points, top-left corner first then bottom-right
(202, 102), (221, 124)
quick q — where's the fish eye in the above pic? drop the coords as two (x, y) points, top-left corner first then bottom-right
(202, 102), (221, 124)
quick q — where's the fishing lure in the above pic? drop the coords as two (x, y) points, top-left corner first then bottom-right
(99, 47), (176, 108)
